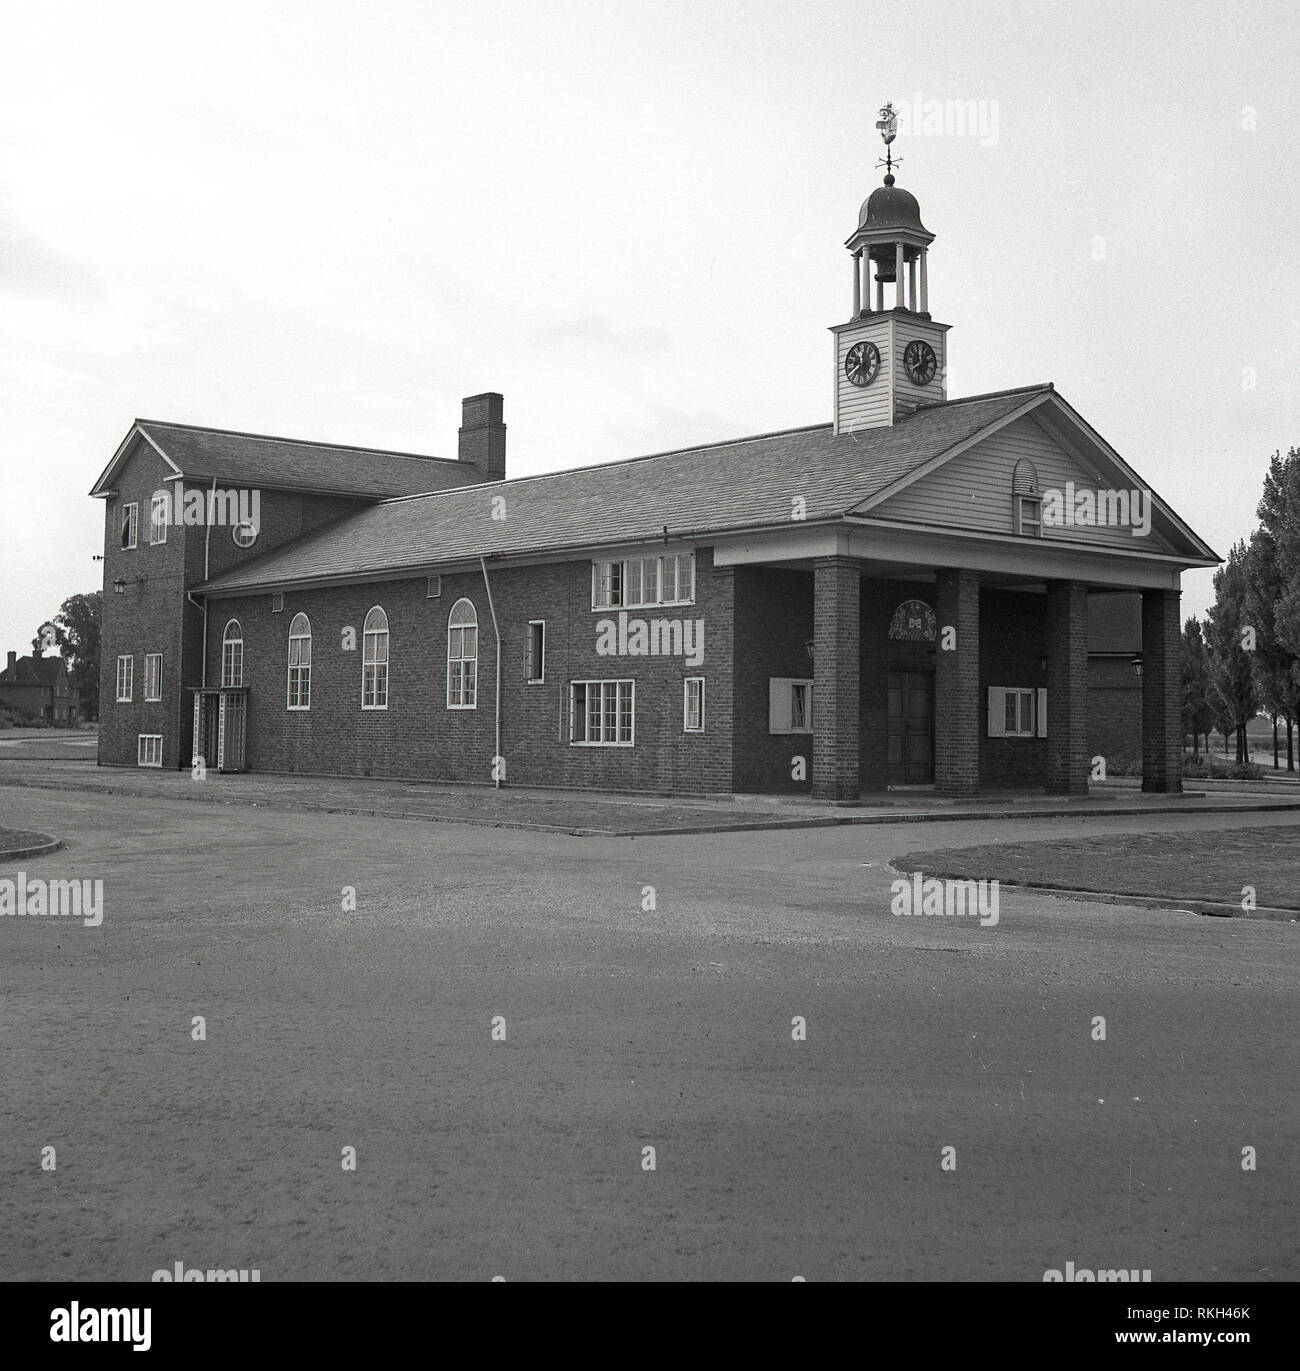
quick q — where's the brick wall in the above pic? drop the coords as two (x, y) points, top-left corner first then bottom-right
(1088, 659), (1142, 765)
(202, 546), (734, 793)
(977, 589), (1047, 788)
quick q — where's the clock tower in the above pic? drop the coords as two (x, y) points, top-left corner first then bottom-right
(832, 102), (951, 434)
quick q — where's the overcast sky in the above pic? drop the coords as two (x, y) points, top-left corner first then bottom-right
(1, 0), (1296, 660)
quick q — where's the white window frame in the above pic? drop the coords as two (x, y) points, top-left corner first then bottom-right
(115, 655), (134, 703)
(232, 522), (258, 548)
(447, 598), (478, 709)
(149, 493), (168, 545)
(684, 677), (705, 733)
(137, 734), (162, 767)
(769, 677), (813, 734)
(287, 613), (312, 710)
(1015, 495), (1043, 537)
(121, 502), (139, 550)
(221, 620), (244, 688)
(270, 592), (284, 613)
(987, 686), (1042, 738)
(144, 653), (163, 702)
(569, 679), (635, 746)
(426, 575), (442, 599)
(592, 552), (696, 610)
(526, 620), (545, 685)
(362, 606), (389, 710)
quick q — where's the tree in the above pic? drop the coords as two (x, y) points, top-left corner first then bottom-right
(1242, 530), (1295, 768)
(36, 591), (101, 721)
(1256, 446), (1300, 761)
(1181, 617), (1215, 755)
(1205, 541), (1259, 763)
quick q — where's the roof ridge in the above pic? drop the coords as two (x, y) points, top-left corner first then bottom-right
(379, 421), (837, 508)
(911, 382), (1054, 413)
(135, 419), (459, 465)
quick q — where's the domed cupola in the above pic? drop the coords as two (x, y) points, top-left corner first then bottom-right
(829, 101), (951, 434)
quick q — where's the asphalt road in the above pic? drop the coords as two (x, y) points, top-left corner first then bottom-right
(1, 786), (1295, 1281)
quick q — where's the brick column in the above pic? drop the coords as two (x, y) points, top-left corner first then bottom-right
(1045, 580), (1089, 794)
(935, 569), (980, 797)
(812, 557), (860, 801)
(1141, 587), (1182, 793)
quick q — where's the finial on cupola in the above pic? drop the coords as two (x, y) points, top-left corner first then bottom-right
(874, 100), (900, 185)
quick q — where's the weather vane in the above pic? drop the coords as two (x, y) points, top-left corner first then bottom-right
(875, 100), (901, 180)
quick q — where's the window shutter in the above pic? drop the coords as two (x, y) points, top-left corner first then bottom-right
(987, 687), (1006, 737)
(1036, 688), (1047, 737)
(769, 679), (790, 733)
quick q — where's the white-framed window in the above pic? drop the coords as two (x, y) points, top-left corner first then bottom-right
(769, 678), (813, 734)
(447, 598), (478, 708)
(570, 680), (634, 745)
(271, 592), (284, 613)
(592, 551), (695, 609)
(426, 575), (441, 599)
(144, 653), (162, 701)
(526, 621), (545, 684)
(1015, 495), (1043, 537)
(149, 493), (168, 544)
(987, 686), (1047, 738)
(233, 522), (258, 548)
(121, 502), (138, 550)
(137, 734), (162, 767)
(221, 620), (244, 688)
(362, 606), (389, 709)
(684, 677), (705, 733)
(115, 655), (134, 703)
(287, 613), (311, 710)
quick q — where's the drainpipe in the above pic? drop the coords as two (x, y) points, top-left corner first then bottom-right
(479, 554), (503, 789)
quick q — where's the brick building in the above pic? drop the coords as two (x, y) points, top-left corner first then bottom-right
(0, 652), (80, 726)
(91, 169), (1217, 799)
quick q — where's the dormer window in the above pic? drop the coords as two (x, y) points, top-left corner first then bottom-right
(1012, 460), (1041, 538)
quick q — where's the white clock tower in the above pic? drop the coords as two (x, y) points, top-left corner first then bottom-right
(832, 102), (951, 433)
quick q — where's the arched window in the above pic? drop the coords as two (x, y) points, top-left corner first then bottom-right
(362, 606), (389, 709)
(887, 599), (937, 642)
(1012, 459), (1042, 537)
(221, 620), (243, 687)
(447, 599), (478, 709)
(287, 613), (312, 710)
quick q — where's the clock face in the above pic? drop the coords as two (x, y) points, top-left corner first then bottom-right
(903, 339), (938, 386)
(845, 340), (881, 387)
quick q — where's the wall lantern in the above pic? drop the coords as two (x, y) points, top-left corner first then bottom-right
(1131, 655), (1144, 678)
(805, 640), (815, 663)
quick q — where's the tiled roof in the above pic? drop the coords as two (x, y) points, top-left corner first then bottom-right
(0, 655), (64, 687)
(199, 387), (1050, 593)
(94, 420), (480, 500)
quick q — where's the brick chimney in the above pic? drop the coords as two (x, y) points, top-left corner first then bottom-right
(457, 393), (506, 482)
(6, 651), (15, 671)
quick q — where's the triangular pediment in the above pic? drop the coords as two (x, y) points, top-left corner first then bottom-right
(856, 391), (1218, 563)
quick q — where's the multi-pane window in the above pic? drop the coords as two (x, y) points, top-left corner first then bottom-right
(121, 502), (138, 550)
(987, 686), (1046, 738)
(221, 620), (243, 688)
(684, 677), (705, 733)
(570, 680), (634, 745)
(362, 606), (389, 709)
(769, 678), (813, 734)
(144, 653), (162, 701)
(447, 599), (478, 708)
(150, 493), (168, 544)
(137, 734), (162, 767)
(1015, 495), (1042, 537)
(592, 552), (695, 609)
(526, 621), (545, 684)
(287, 613), (311, 709)
(115, 655), (133, 702)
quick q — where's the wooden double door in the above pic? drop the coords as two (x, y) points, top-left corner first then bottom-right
(886, 669), (934, 785)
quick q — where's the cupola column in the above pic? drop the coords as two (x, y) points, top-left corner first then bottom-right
(908, 254), (917, 311)
(852, 251), (861, 315)
(919, 249), (929, 313)
(895, 242), (905, 309)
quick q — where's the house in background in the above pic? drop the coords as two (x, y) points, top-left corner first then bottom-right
(0, 651), (80, 726)
(91, 162), (1218, 798)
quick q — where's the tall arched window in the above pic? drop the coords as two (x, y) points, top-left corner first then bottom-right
(447, 598), (478, 709)
(221, 620), (243, 687)
(362, 606), (389, 709)
(287, 613), (312, 710)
